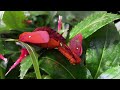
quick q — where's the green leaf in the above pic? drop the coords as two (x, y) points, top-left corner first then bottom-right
(3, 11), (26, 29)
(39, 57), (74, 79)
(19, 42), (41, 79)
(86, 23), (120, 79)
(23, 72), (36, 79)
(39, 49), (87, 79)
(20, 55), (32, 79)
(69, 12), (120, 40)
(98, 66), (120, 79)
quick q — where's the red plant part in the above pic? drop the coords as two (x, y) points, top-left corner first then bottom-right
(24, 20), (33, 25)
(5, 48), (29, 76)
(58, 15), (62, 31)
(69, 34), (83, 56)
(0, 54), (8, 63)
(19, 26), (82, 65)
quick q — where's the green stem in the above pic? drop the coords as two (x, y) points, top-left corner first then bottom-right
(20, 42), (42, 79)
(0, 67), (5, 79)
(30, 54), (42, 79)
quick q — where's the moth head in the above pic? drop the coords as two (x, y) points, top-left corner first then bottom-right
(19, 31), (50, 44)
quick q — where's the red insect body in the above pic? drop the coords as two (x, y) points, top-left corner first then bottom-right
(19, 31), (49, 44)
(19, 26), (82, 65)
(33, 27), (66, 48)
(34, 27), (66, 43)
(58, 43), (81, 64)
(39, 38), (60, 48)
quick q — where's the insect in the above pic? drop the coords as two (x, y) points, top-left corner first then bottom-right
(19, 26), (82, 65)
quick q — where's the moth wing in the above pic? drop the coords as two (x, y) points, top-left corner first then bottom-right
(69, 34), (83, 56)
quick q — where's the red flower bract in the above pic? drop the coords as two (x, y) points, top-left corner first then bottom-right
(0, 54), (8, 63)
(5, 48), (29, 76)
(58, 15), (62, 31)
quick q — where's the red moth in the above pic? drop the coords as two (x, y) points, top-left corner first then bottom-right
(19, 27), (82, 65)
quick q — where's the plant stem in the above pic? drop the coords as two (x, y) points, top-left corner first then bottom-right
(0, 67), (5, 79)
(20, 42), (42, 79)
(30, 54), (42, 79)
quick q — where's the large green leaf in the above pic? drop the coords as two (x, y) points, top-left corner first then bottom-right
(3, 11), (26, 29)
(20, 55), (32, 79)
(39, 49), (87, 79)
(98, 66), (120, 79)
(19, 42), (41, 79)
(69, 12), (120, 40)
(86, 23), (120, 79)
